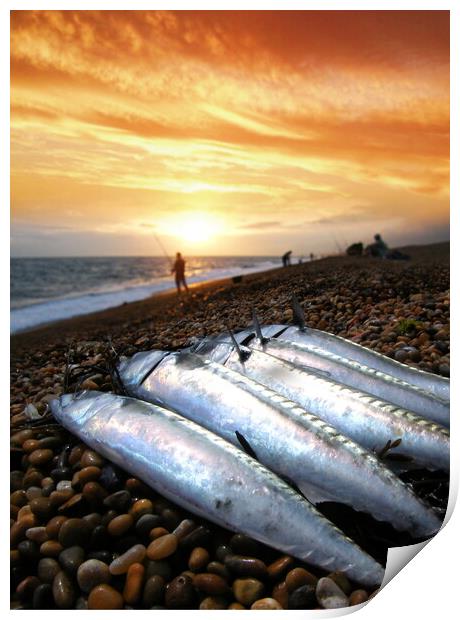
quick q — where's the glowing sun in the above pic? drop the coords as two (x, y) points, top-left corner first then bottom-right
(162, 212), (223, 244)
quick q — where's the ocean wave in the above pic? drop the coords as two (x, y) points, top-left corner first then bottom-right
(10, 260), (279, 334)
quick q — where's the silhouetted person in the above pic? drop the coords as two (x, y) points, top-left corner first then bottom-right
(282, 250), (292, 267)
(172, 252), (189, 294)
(365, 234), (389, 258)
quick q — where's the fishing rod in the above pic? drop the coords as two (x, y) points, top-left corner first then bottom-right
(154, 233), (173, 269)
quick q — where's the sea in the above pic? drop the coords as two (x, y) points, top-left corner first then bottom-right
(10, 256), (282, 334)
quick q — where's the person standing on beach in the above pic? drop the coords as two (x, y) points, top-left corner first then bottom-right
(172, 252), (189, 294)
(282, 250), (292, 267)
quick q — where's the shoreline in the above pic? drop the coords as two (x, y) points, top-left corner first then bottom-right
(11, 241), (449, 358)
(10, 264), (285, 351)
(10, 257), (282, 336)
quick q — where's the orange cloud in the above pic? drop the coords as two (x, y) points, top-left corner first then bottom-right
(10, 10), (449, 256)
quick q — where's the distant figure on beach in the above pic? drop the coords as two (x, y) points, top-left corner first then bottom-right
(364, 235), (410, 260)
(172, 252), (189, 294)
(346, 242), (363, 256)
(282, 250), (292, 267)
(310, 252), (315, 261)
(365, 234), (389, 258)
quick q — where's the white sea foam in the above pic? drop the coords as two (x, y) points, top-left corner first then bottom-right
(10, 259), (279, 333)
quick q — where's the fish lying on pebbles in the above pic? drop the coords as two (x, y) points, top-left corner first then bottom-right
(188, 337), (450, 473)
(227, 328), (449, 428)
(50, 391), (385, 586)
(118, 350), (442, 537)
(267, 300), (449, 401)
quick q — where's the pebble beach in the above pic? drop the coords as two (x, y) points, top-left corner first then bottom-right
(10, 241), (450, 610)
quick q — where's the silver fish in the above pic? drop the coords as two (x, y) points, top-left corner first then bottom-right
(50, 390), (385, 586)
(190, 338), (450, 472)
(228, 329), (449, 428)
(119, 350), (442, 538)
(263, 320), (449, 402)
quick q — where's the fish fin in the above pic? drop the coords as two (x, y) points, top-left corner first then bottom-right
(291, 295), (307, 330)
(227, 328), (251, 363)
(297, 481), (334, 505)
(252, 309), (268, 345)
(376, 437), (403, 460)
(235, 431), (258, 460)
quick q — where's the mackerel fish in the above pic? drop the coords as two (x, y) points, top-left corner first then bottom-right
(119, 350), (442, 537)
(228, 329), (449, 428)
(50, 390), (385, 586)
(189, 337), (449, 472)
(264, 320), (449, 402)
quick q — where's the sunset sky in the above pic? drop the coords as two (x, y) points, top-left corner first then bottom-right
(10, 9), (450, 257)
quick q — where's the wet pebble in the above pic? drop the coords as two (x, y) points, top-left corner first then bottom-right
(225, 554), (268, 578)
(32, 583), (54, 609)
(267, 555), (294, 580)
(285, 567), (318, 591)
(228, 602), (246, 609)
(107, 513), (133, 537)
(29, 497), (53, 521)
(80, 450), (105, 468)
(103, 490), (132, 512)
(11, 490), (28, 507)
(58, 518), (92, 548)
(164, 574), (196, 609)
(45, 515), (67, 539)
(288, 584), (317, 609)
(88, 584), (124, 609)
(272, 581), (289, 609)
(229, 533), (262, 556)
(173, 518), (196, 540)
(193, 572), (230, 596)
(328, 570), (352, 595)
(233, 578), (265, 606)
(29, 449), (54, 466)
(129, 498), (154, 521)
(123, 562), (145, 605)
(142, 574), (165, 607)
(59, 545), (86, 575)
(40, 540), (64, 557)
(149, 526), (169, 540)
(188, 546), (210, 571)
(109, 544), (146, 575)
(349, 589), (369, 605)
(52, 571), (76, 609)
(316, 577), (349, 609)
(439, 363), (450, 377)
(147, 533), (178, 560)
(26, 485), (42, 500)
(200, 596), (228, 610)
(74, 466), (101, 488)
(82, 481), (108, 504)
(136, 513), (163, 538)
(251, 597), (283, 610)
(207, 560), (230, 580)
(77, 559), (111, 593)
(11, 514), (37, 546)
(18, 539), (40, 561)
(37, 557), (61, 584)
(16, 575), (40, 603)
(144, 559), (172, 581)
(180, 525), (212, 550)
(25, 526), (48, 544)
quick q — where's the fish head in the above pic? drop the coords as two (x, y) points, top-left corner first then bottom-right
(50, 390), (104, 428)
(117, 350), (171, 391)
